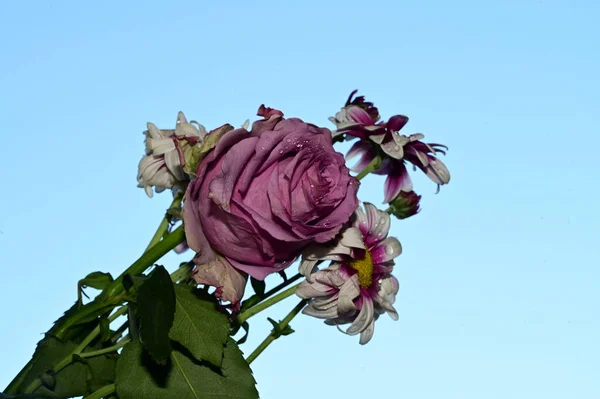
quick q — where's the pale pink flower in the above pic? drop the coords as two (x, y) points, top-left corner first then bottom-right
(137, 112), (206, 197)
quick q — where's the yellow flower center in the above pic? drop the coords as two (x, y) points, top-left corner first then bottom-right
(349, 249), (374, 289)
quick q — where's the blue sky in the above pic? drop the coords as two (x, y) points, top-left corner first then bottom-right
(1, 1), (599, 398)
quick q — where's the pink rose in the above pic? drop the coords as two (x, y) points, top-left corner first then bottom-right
(184, 110), (359, 281)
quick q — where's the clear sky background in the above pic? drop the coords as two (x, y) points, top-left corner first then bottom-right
(1, 1), (599, 398)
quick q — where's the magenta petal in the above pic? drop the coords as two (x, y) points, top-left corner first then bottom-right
(347, 106), (375, 125)
(208, 136), (259, 210)
(383, 164), (413, 203)
(182, 190), (216, 264)
(346, 142), (377, 173)
(387, 115), (409, 132)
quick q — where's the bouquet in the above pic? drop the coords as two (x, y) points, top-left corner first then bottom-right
(3, 91), (450, 399)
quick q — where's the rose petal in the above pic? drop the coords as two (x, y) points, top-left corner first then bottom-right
(192, 256), (247, 305)
(182, 194), (216, 264)
(208, 136), (259, 211)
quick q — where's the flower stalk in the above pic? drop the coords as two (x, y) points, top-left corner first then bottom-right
(237, 283), (301, 324)
(246, 299), (307, 364)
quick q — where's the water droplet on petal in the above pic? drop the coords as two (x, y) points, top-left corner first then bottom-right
(279, 150), (284, 154)
(310, 184), (315, 188)
(287, 138), (292, 143)
(379, 217), (386, 225)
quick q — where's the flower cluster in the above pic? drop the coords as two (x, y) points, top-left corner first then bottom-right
(136, 92), (450, 344)
(330, 90), (450, 208)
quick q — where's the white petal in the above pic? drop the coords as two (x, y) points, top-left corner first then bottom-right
(346, 296), (374, 335)
(353, 203), (369, 233)
(144, 185), (153, 198)
(176, 123), (202, 138)
(364, 202), (391, 241)
(339, 227), (366, 250)
(302, 303), (338, 319)
(177, 111), (188, 124)
(295, 279), (331, 299)
(164, 150), (185, 181)
(312, 294), (340, 310)
(298, 258), (318, 280)
(303, 241), (353, 261)
(369, 133), (386, 144)
(147, 138), (176, 155)
(146, 122), (162, 139)
(359, 320), (375, 344)
(381, 140), (405, 160)
(314, 268), (347, 288)
(337, 275), (360, 313)
(374, 237), (402, 263)
(242, 119), (250, 130)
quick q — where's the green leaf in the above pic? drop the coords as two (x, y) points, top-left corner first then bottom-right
(115, 339), (258, 399)
(0, 394), (54, 398)
(78, 272), (114, 305)
(250, 277), (265, 296)
(20, 336), (88, 398)
(47, 303), (98, 342)
(266, 318), (294, 338)
(85, 353), (118, 393)
(235, 322), (250, 345)
(99, 317), (111, 342)
(169, 286), (229, 367)
(137, 266), (176, 365)
(79, 272), (114, 290)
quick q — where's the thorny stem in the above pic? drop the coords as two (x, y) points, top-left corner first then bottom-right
(246, 300), (307, 364)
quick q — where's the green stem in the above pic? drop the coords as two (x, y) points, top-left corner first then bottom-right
(109, 320), (128, 343)
(145, 194), (182, 251)
(80, 336), (130, 359)
(83, 383), (116, 399)
(355, 155), (381, 181)
(246, 300), (307, 364)
(237, 283), (301, 325)
(239, 273), (302, 315)
(146, 217), (171, 251)
(170, 261), (194, 283)
(385, 206), (392, 214)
